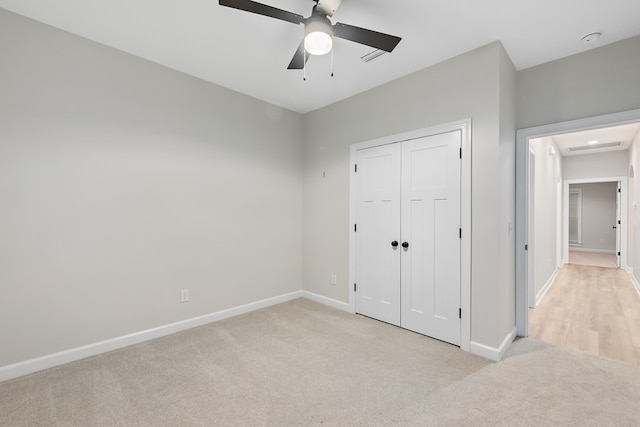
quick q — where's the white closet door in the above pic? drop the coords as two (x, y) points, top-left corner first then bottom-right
(400, 131), (461, 345)
(355, 143), (401, 325)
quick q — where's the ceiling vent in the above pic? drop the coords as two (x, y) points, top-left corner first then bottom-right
(361, 49), (386, 62)
(567, 141), (623, 152)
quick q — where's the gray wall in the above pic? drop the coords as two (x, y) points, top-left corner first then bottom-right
(0, 10), (303, 367)
(569, 183), (618, 252)
(517, 35), (640, 129)
(303, 42), (517, 350)
(563, 151), (629, 180)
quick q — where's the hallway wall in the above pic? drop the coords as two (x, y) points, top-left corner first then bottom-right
(628, 131), (640, 278)
(530, 137), (562, 304)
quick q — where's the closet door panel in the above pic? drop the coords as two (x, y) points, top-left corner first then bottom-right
(354, 144), (401, 325)
(400, 131), (461, 345)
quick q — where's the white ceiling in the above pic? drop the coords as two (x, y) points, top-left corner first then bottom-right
(553, 123), (640, 157)
(1, 0), (640, 113)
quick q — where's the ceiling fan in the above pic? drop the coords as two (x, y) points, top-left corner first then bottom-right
(219, 0), (402, 70)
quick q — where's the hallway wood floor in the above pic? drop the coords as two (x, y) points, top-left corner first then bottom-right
(568, 250), (617, 268)
(529, 264), (640, 367)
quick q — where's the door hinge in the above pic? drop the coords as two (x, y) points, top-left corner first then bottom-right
(618, 252), (621, 256)
(354, 283), (357, 292)
(459, 148), (462, 159)
(355, 164), (358, 173)
(618, 220), (621, 224)
(459, 228), (462, 239)
(354, 224), (357, 232)
(525, 244), (528, 251)
(459, 308), (462, 319)
(618, 188), (621, 193)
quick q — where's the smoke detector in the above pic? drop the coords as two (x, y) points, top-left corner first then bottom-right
(582, 32), (602, 44)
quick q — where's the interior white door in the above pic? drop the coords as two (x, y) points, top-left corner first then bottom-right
(354, 143), (401, 325)
(400, 131), (461, 344)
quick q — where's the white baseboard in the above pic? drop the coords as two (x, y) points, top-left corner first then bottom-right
(632, 274), (640, 297)
(625, 266), (633, 274)
(536, 269), (558, 306)
(569, 247), (616, 254)
(0, 291), (305, 383)
(469, 327), (517, 362)
(301, 291), (350, 312)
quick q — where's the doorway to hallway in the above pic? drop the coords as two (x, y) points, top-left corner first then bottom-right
(516, 108), (640, 345)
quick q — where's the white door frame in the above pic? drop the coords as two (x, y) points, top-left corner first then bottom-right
(562, 178), (627, 267)
(516, 108), (640, 337)
(527, 148), (536, 308)
(349, 119), (472, 352)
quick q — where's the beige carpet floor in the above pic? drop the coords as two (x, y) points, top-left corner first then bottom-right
(1, 298), (639, 426)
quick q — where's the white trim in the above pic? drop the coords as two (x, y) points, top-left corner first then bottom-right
(301, 291), (350, 312)
(526, 149), (536, 309)
(469, 327), (518, 362)
(348, 119), (472, 352)
(0, 291), (304, 383)
(569, 247), (616, 254)
(632, 274), (640, 297)
(516, 108), (640, 337)
(535, 269), (558, 306)
(625, 266), (633, 274)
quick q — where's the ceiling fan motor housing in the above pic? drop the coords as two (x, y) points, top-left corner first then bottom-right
(304, 13), (333, 55)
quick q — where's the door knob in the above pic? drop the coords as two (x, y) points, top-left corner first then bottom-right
(402, 242), (409, 248)
(391, 241), (399, 248)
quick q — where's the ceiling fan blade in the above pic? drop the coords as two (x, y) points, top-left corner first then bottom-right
(316, 0), (343, 16)
(287, 40), (310, 69)
(219, 0), (304, 25)
(333, 22), (401, 52)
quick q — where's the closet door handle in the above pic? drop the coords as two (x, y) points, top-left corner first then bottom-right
(401, 242), (409, 249)
(391, 241), (399, 248)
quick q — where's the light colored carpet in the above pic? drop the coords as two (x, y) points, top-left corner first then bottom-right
(1, 298), (639, 426)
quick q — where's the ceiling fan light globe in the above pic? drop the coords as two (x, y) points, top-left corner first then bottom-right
(304, 31), (332, 55)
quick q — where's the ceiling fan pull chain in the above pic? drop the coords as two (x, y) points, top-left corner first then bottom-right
(331, 46), (334, 77)
(303, 49), (307, 81)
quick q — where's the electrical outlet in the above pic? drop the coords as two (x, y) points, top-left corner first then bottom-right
(331, 274), (337, 286)
(180, 289), (189, 303)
